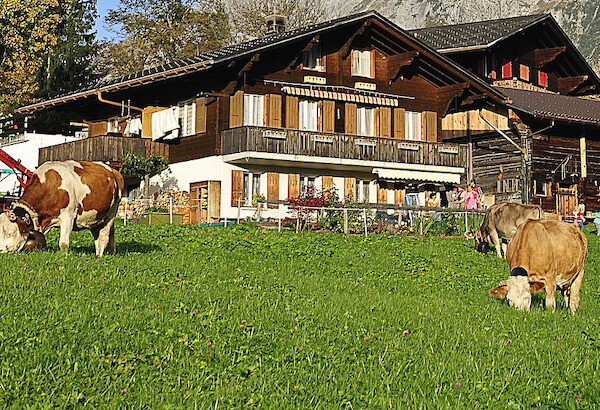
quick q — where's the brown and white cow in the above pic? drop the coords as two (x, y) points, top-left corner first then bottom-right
(0, 160), (124, 256)
(489, 219), (587, 312)
(475, 203), (543, 258)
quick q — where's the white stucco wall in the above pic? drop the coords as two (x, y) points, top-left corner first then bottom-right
(0, 132), (80, 194)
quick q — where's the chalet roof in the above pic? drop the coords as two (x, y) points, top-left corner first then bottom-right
(499, 86), (600, 125)
(16, 10), (506, 114)
(409, 14), (547, 52)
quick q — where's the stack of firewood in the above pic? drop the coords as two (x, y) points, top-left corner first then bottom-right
(117, 190), (190, 222)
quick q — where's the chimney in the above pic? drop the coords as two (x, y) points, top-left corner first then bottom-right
(265, 15), (286, 34)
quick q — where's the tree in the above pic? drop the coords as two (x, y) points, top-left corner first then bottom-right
(101, 0), (230, 76)
(227, 0), (339, 41)
(0, 0), (61, 115)
(119, 152), (169, 198)
(36, 0), (99, 100)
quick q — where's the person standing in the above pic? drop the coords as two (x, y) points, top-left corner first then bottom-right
(464, 186), (478, 210)
(574, 204), (585, 231)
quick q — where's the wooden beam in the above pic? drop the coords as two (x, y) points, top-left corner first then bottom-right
(223, 54), (260, 95)
(460, 94), (487, 107)
(558, 75), (588, 95)
(523, 46), (566, 69)
(387, 51), (419, 84)
(285, 35), (320, 74)
(435, 83), (468, 98)
(340, 21), (371, 60)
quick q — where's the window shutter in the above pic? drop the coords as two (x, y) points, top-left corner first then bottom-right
(393, 108), (405, 139)
(370, 50), (376, 78)
(379, 107), (391, 138)
(425, 111), (437, 142)
(394, 186), (404, 205)
(229, 91), (244, 128)
(345, 103), (357, 134)
(267, 172), (279, 208)
(195, 97), (207, 134)
(322, 100), (335, 133)
(344, 177), (356, 201)
(286, 96), (299, 129)
(322, 176), (333, 194)
(208, 181), (221, 221)
(231, 170), (244, 207)
(268, 94), (282, 127)
(377, 182), (387, 204)
(288, 174), (300, 199)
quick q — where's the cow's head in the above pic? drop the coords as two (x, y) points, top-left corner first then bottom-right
(489, 271), (546, 311)
(474, 230), (489, 254)
(0, 211), (30, 252)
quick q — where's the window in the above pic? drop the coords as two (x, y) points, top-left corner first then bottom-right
(243, 172), (261, 206)
(357, 106), (375, 136)
(243, 94), (265, 126)
(519, 64), (530, 82)
(538, 71), (548, 88)
(501, 61), (512, 79)
(535, 180), (549, 196)
(356, 180), (370, 202)
(178, 99), (196, 137)
(300, 176), (316, 193)
(352, 50), (372, 78)
(299, 99), (319, 131)
(404, 111), (422, 141)
(302, 44), (324, 71)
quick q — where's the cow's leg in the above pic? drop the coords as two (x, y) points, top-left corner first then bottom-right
(489, 230), (502, 258)
(58, 218), (73, 254)
(501, 240), (508, 259)
(92, 219), (115, 257)
(545, 276), (557, 312)
(568, 271), (584, 313)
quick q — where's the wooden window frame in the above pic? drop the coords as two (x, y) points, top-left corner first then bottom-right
(177, 99), (196, 137)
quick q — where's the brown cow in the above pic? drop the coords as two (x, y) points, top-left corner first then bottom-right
(0, 161), (124, 256)
(475, 203), (543, 258)
(489, 220), (587, 312)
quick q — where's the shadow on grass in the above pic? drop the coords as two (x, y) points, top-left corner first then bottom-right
(67, 241), (162, 255)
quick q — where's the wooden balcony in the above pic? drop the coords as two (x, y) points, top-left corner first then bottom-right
(38, 135), (169, 165)
(222, 126), (467, 168)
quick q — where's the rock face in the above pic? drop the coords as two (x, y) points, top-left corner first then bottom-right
(337, 0), (599, 68)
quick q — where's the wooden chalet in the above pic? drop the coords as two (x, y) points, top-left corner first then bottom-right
(411, 14), (600, 217)
(16, 11), (507, 223)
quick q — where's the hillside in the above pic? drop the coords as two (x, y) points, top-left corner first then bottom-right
(344, 0), (599, 69)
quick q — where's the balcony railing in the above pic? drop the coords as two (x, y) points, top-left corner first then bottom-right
(38, 135), (169, 165)
(222, 126), (467, 168)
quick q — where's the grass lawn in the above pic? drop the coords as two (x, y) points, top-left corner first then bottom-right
(1, 222), (599, 407)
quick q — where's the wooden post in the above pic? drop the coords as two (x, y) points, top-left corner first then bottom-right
(419, 211), (423, 235)
(237, 198), (241, 224)
(580, 134), (587, 179)
(343, 209), (348, 234)
(465, 211), (468, 234)
(169, 197), (173, 224)
(124, 198), (128, 226)
(278, 204), (282, 232)
(363, 208), (367, 237)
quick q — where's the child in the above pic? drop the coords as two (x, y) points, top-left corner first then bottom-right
(574, 204), (585, 231)
(593, 213), (600, 236)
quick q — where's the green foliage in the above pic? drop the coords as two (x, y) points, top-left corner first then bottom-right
(413, 211), (485, 236)
(321, 188), (376, 233)
(0, 0), (60, 114)
(119, 152), (169, 180)
(101, 0), (231, 76)
(2, 224), (600, 406)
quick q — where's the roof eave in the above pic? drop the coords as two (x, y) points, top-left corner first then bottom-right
(507, 103), (600, 126)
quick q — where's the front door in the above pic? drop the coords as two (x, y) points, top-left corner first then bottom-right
(557, 184), (577, 219)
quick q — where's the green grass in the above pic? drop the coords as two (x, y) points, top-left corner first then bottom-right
(1, 223), (599, 408)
